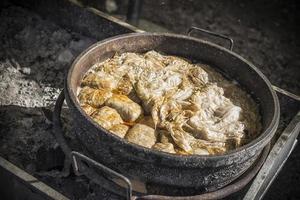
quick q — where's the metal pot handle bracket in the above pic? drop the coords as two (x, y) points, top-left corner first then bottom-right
(187, 26), (234, 51)
(52, 90), (133, 200)
(187, 26), (300, 102)
(52, 89), (72, 177)
(71, 152), (133, 200)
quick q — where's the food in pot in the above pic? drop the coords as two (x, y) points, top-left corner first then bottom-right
(109, 124), (129, 138)
(91, 106), (123, 129)
(77, 51), (261, 155)
(152, 142), (176, 154)
(81, 104), (97, 116)
(105, 94), (142, 122)
(125, 124), (157, 148)
(78, 86), (112, 108)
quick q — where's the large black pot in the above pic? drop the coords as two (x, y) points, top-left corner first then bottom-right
(64, 32), (280, 190)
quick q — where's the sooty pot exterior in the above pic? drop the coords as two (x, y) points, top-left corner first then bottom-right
(65, 33), (279, 189)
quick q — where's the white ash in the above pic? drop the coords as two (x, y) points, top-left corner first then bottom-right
(0, 60), (44, 107)
(0, 60), (61, 107)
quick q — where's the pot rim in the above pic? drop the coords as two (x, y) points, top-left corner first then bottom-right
(66, 32), (280, 161)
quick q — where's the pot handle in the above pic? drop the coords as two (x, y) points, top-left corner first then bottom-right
(71, 151), (133, 200)
(187, 26), (234, 51)
(52, 90), (133, 200)
(52, 89), (73, 176)
(186, 27), (300, 101)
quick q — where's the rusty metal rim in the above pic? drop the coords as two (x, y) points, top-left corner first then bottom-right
(66, 32), (279, 162)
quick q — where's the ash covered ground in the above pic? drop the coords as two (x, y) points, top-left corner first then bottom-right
(0, 5), (95, 167)
(0, 5), (120, 200)
(0, 0), (299, 199)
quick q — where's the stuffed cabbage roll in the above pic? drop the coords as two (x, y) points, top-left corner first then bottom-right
(114, 74), (133, 95)
(81, 104), (97, 116)
(91, 106), (123, 129)
(152, 142), (176, 154)
(109, 124), (129, 138)
(78, 87), (112, 108)
(138, 116), (155, 129)
(125, 124), (157, 148)
(81, 73), (117, 90)
(106, 94), (142, 122)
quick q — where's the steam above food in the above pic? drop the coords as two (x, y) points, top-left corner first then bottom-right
(78, 51), (261, 155)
